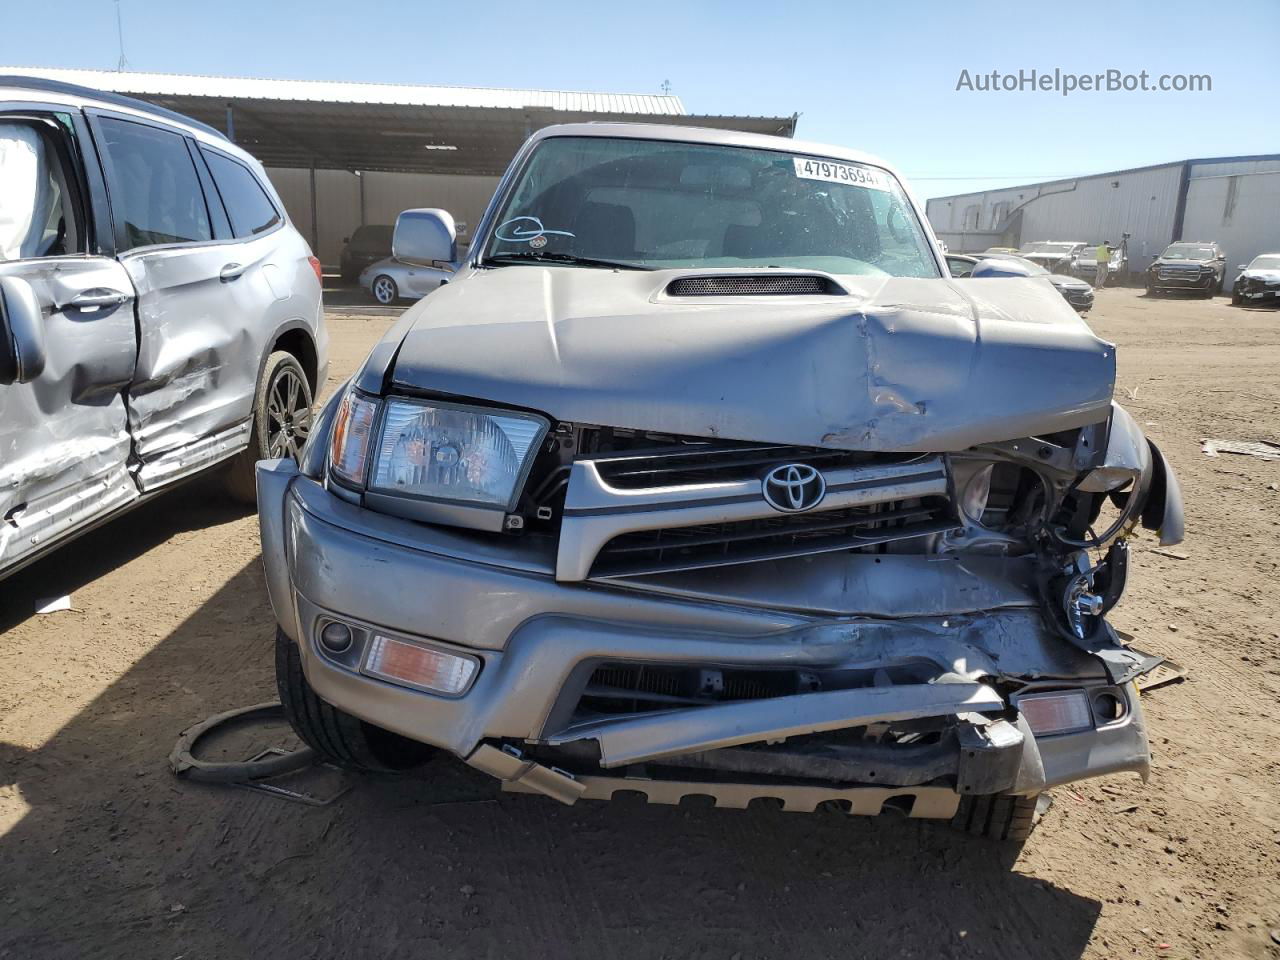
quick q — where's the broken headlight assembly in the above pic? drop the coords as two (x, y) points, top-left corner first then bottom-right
(327, 388), (549, 532)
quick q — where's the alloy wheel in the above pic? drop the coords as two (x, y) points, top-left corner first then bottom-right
(266, 367), (311, 461)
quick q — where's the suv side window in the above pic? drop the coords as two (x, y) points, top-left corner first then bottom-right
(97, 116), (212, 250)
(200, 148), (281, 238)
(0, 118), (83, 260)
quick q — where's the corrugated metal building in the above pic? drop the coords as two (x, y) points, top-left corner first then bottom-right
(4, 67), (796, 266)
(926, 155), (1280, 286)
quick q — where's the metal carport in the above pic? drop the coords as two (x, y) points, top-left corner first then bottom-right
(1, 67), (797, 264)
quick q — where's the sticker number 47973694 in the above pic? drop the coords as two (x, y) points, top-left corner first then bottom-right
(792, 157), (890, 191)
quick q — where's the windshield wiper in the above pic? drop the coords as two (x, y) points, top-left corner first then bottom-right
(484, 251), (652, 271)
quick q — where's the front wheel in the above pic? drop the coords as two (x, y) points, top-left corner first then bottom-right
(224, 351), (313, 503)
(371, 274), (398, 305)
(275, 627), (435, 772)
(951, 793), (1040, 843)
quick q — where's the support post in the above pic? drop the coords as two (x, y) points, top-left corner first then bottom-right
(309, 160), (319, 255)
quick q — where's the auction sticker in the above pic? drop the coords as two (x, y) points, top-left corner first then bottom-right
(793, 156), (890, 191)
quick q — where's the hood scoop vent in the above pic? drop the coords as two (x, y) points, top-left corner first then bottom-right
(666, 274), (844, 297)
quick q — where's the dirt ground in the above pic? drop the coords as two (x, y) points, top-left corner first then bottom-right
(1, 290), (1277, 960)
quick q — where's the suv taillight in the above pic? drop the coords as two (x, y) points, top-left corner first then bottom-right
(308, 256), (323, 283)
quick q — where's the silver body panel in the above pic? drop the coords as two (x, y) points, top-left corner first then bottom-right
(387, 266), (1114, 454)
(0, 256), (140, 570)
(0, 81), (327, 575)
(123, 229), (323, 488)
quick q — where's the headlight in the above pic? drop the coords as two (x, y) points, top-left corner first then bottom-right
(329, 389), (379, 485)
(367, 399), (548, 520)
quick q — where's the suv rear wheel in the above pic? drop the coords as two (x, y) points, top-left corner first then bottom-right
(275, 627), (436, 772)
(225, 351), (313, 503)
(951, 793), (1040, 843)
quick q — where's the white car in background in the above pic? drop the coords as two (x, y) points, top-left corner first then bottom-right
(359, 256), (452, 304)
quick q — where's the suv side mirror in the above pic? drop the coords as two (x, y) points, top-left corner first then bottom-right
(0, 275), (46, 385)
(971, 258), (1034, 279)
(393, 209), (457, 266)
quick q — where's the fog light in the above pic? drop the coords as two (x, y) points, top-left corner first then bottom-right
(1016, 690), (1093, 736)
(362, 634), (478, 696)
(1092, 689), (1128, 724)
(318, 621), (353, 654)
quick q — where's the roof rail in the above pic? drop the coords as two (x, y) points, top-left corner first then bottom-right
(0, 74), (227, 141)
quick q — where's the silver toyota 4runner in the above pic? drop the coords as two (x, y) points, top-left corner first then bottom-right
(258, 123), (1183, 843)
(1, 77), (326, 579)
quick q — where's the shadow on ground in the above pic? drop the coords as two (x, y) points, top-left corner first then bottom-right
(0, 559), (1101, 959)
(0, 476), (252, 634)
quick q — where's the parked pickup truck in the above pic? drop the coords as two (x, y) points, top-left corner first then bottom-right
(0, 76), (326, 580)
(258, 123), (1183, 845)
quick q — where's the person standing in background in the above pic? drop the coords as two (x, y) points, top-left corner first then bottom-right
(1095, 241), (1111, 288)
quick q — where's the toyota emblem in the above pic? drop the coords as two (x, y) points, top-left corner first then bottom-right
(762, 463), (827, 513)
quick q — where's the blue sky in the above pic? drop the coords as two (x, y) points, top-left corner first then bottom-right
(2, 0), (1276, 199)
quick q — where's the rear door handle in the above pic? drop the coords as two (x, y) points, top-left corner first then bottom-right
(64, 288), (130, 311)
(219, 263), (245, 283)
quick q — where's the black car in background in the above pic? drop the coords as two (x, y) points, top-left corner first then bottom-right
(1146, 241), (1226, 297)
(946, 253), (1094, 313)
(339, 225), (394, 283)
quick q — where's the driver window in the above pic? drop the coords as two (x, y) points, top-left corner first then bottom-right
(0, 120), (81, 261)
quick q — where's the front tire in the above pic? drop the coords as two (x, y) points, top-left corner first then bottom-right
(224, 351), (314, 503)
(371, 274), (398, 305)
(275, 627), (436, 772)
(951, 793), (1040, 843)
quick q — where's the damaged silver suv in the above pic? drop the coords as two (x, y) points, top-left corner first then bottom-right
(259, 124), (1183, 843)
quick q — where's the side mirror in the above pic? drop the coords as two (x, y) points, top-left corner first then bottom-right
(1237, 264), (1247, 271)
(0, 275), (46, 386)
(971, 258), (1034, 279)
(393, 209), (457, 266)
(341, 236), (350, 244)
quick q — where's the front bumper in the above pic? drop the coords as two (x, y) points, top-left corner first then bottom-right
(1236, 281), (1280, 302)
(257, 459), (1152, 817)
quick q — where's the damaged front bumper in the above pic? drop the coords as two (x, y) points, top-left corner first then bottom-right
(259, 458), (1154, 819)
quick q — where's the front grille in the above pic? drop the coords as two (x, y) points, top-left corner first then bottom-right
(591, 496), (958, 577)
(592, 442), (865, 489)
(582, 663), (799, 714)
(666, 275), (840, 297)
(1158, 267), (1202, 280)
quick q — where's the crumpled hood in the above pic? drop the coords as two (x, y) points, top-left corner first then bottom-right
(387, 267), (1115, 452)
(1241, 268), (1280, 282)
(1047, 274), (1092, 290)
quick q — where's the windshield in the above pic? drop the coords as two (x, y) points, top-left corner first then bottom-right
(483, 136), (939, 277)
(1019, 242), (1077, 255)
(1162, 243), (1215, 260)
(1248, 255), (1280, 270)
